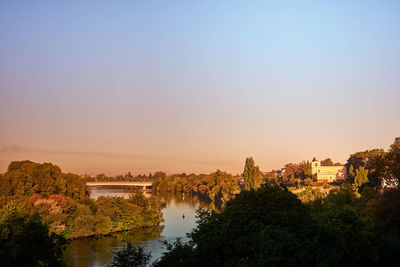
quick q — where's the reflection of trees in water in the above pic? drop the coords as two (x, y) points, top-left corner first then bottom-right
(154, 192), (220, 211)
(65, 226), (163, 266)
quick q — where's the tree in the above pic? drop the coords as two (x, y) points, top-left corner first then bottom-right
(0, 161), (89, 200)
(0, 201), (66, 266)
(96, 173), (107, 182)
(346, 149), (386, 186)
(243, 157), (262, 190)
(354, 167), (369, 188)
(348, 165), (355, 178)
(301, 161), (311, 178)
(283, 163), (302, 181)
(321, 158), (334, 166)
(387, 137), (400, 184)
(108, 242), (151, 267)
(264, 170), (277, 184)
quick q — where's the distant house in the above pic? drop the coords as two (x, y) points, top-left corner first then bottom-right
(235, 176), (244, 186)
(311, 158), (346, 183)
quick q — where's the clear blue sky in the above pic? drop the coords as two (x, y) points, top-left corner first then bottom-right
(1, 1), (399, 175)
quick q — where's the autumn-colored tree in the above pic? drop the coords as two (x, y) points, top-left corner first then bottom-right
(283, 163), (302, 181)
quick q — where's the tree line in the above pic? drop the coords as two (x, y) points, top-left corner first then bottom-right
(84, 171), (168, 182)
(152, 170), (241, 208)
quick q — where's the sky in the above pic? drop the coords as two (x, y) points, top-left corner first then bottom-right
(1, 1), (399, 176)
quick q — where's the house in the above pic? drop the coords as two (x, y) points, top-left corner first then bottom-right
(311, 158), (346, 183)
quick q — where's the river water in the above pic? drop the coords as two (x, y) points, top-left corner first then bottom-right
(64, 188), (211, 266)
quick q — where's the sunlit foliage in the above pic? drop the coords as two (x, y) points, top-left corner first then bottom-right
(0, 161), (164, 239)
(0, 200), (66, 266)
(243, 157), (262, 190)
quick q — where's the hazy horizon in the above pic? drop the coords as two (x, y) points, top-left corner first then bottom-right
(1, 1), (400, 175)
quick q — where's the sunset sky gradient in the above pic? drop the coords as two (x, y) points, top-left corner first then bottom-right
(1, 1), (400, 175)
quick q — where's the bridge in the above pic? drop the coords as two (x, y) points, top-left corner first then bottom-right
(86, 181), (153, 191)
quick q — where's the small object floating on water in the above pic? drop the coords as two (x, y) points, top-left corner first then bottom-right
(182, 214), (185, 219)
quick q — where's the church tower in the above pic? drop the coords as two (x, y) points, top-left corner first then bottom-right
(311, 157), (320, 175)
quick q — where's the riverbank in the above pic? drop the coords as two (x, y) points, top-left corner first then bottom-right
(65, 189), (205, 266)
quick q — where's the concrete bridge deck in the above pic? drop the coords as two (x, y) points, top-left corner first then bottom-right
(86, 181), (153, 187)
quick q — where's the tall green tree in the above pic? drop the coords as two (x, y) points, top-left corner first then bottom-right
(301, 160), (311, 178)
(243, 157), (262, 190)
(354, 166), (369, 188)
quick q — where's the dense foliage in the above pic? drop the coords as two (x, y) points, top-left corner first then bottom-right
(243, 157), (262, 190)
(155, 184), (400, 267)
(152, 170), (240, 207)
(0, 160), (89, 200)
(28, 192), (163, 239)
(84, 171), (166, 183)
(0, 200), (66, 266)
(0, 161), (164, 239)
(346, 138), (400, 187)
(108, 242), (151, 267)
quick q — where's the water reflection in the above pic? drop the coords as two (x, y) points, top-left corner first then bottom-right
(65, 189), (211, 267)
(66, 227), (163, 266)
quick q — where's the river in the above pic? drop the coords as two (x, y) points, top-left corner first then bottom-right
(64, 188), (211, 266)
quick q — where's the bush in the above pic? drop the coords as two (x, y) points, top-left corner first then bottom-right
(108, 242), (151, 267)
